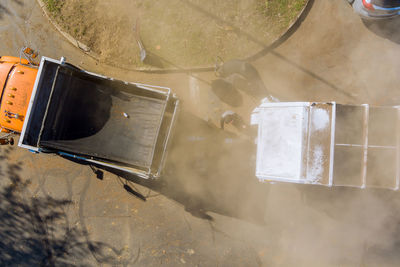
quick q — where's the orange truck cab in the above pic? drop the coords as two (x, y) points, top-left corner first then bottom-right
(0, 56), (38, 133)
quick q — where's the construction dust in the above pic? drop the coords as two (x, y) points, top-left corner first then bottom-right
(1, 0), (400, 265)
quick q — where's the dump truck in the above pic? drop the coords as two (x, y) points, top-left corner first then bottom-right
(0, 51), (179, 179)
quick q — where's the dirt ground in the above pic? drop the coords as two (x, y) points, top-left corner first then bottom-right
(44, 0), (307, 68)
(2, 0), (400, 266)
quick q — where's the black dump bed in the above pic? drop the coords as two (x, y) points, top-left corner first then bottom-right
(21, 59), (178, 177)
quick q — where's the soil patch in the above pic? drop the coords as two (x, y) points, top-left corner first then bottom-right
(42, 0), (307, 68)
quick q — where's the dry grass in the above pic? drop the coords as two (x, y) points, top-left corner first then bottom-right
(44, 0), (307, 67)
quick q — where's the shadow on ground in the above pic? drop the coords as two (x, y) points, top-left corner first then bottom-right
(0, 147), (125, 266)
(362, 17), (400, 45)
(105, 111), (400, 265)
(0, 0), (23, 20)
(104, 111), (269, 224)
(44, 110), (400, 265)
(107, 111), (400, 225)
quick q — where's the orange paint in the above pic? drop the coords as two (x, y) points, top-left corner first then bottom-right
(0, 56), (38, 133)
(0, 56), (29, 65)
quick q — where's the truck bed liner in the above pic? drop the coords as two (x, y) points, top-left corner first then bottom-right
(35, 61), (169, 169)
(41, 92), (166, 168)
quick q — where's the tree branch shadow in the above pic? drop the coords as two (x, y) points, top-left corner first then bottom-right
(0, 3), (11, 20)
(0, 148), (125, 266)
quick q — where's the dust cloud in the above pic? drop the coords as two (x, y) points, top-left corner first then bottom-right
(150, 1), (400, 266)
(160, 106), (400, 266)
(16, 0), (400, 265)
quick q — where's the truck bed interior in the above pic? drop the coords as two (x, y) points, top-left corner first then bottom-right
(21, 59), (177, 175)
